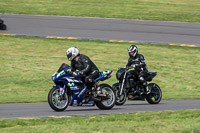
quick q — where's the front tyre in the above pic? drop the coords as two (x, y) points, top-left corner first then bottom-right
(146, 83), (162, 104)
(48, 87), (69, 111)
(95, 84), (116, 110)
(112, 83), (126, 105)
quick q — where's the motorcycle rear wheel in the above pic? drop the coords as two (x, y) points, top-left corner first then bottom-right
(112, 83), (126, 105)
(0, 24), (7, 30)
(146, 83), (162, 104)
(95, 84), (116, 110)
(48, 87), (69, 111)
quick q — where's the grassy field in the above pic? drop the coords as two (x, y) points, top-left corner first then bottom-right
(1, 1), (200, 132)
(1, 0), (200, 22)
(0, 110), (200, 133)
(0, 35), (199, 103)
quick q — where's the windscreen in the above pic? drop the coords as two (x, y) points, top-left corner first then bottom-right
(57, 63), (70, 72)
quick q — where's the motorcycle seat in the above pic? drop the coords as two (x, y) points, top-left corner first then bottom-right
(146, 72), (157, 81)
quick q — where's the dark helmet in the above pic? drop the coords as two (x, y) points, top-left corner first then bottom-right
(128, 45), (138, 57)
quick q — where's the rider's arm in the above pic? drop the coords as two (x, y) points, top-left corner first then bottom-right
(126, 58), (132, 67)
(136, 54), (146, 68)
(127, 55), (146, 68)
(71, 61), (76, 72)
(78, 56), (92, 75)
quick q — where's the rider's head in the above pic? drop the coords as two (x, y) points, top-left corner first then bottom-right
(66, 46), (80, 61)
(128, 45), (138, 58)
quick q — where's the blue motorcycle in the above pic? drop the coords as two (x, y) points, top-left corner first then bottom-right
(48, 63), (116, 111)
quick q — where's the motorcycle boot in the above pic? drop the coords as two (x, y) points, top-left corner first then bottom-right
(146, 86), (151, 94)
(139, 77), (150, 95)
(82, 91), (90, 103)
(81, 84), (92, 103)
(82, 80), (96, 103)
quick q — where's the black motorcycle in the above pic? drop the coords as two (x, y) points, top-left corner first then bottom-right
(0, 18), (7, 30)
(112, 66), (162, 105)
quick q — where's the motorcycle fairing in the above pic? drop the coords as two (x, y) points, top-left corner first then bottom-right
(52, 66), (72, 81)
(52, 64), (112, 106)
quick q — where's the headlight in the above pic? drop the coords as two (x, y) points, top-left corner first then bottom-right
(116, 68), (125, 80)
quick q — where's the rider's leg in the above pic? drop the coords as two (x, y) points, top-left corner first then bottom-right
(82, 71), (99, 103)
(139, 72), (150, 94)
(85, 70), (99, 88)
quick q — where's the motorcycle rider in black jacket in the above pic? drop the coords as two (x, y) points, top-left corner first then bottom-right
(126, 45), (150, 96)
(66, 46), (100, 91)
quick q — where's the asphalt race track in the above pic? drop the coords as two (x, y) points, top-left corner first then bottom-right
(0, 100), (200, 119)
(0, 14), (200, 119)
(0, 14), (200, 46)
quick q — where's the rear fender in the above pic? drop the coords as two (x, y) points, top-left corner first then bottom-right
(95, 70), (112, 81)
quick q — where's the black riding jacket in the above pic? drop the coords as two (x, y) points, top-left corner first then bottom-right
(71, 54), (99, 75)
(127, 54), (148, 73)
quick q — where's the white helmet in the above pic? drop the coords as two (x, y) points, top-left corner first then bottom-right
(66, 46), (80, 61)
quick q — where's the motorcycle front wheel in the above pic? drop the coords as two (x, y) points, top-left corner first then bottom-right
(95, 84), (116, 110)
(146, 83), (162, 104)
(48, 87), (69, 111)
(112, 83), (126, 105)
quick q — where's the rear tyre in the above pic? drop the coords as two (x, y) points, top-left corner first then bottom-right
(48, 87), (69, 111)
(0, 24), (7, 30)
(112, 83), (126, 105)
(146, 83), (162, 104)
(95, 84), (116, 110)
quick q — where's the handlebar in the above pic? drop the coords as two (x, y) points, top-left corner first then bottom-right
(65, 69), (85, 78)
(121, 65), (135, 71)
(64, 69), (72, 75)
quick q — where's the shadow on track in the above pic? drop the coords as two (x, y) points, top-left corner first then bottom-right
(64, 108), (121, 112)
(118, 102), (165, 106)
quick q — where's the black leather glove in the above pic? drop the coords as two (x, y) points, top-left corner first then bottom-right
(65, 70), (72, 76)
(127, 65), (135, 70)
(126, 65), (129, 70)
(134, 64), (140, 68)
(73, 71), (84, 76)
(72, 71), (79, 76)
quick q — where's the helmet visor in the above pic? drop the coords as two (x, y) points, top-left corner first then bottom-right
(67, 53), (72, 60)
(129, 51), (135, 55)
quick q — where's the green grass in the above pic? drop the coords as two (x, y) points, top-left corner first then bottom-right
(0, 110), (200, 133)
(0, 35), (200, 103)
(1, 0), (200, 22)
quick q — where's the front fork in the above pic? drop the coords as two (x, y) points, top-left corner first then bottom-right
(59, 85), (66, 96)
(119, 71), (127, 95)
(58, 85), (68, 101)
